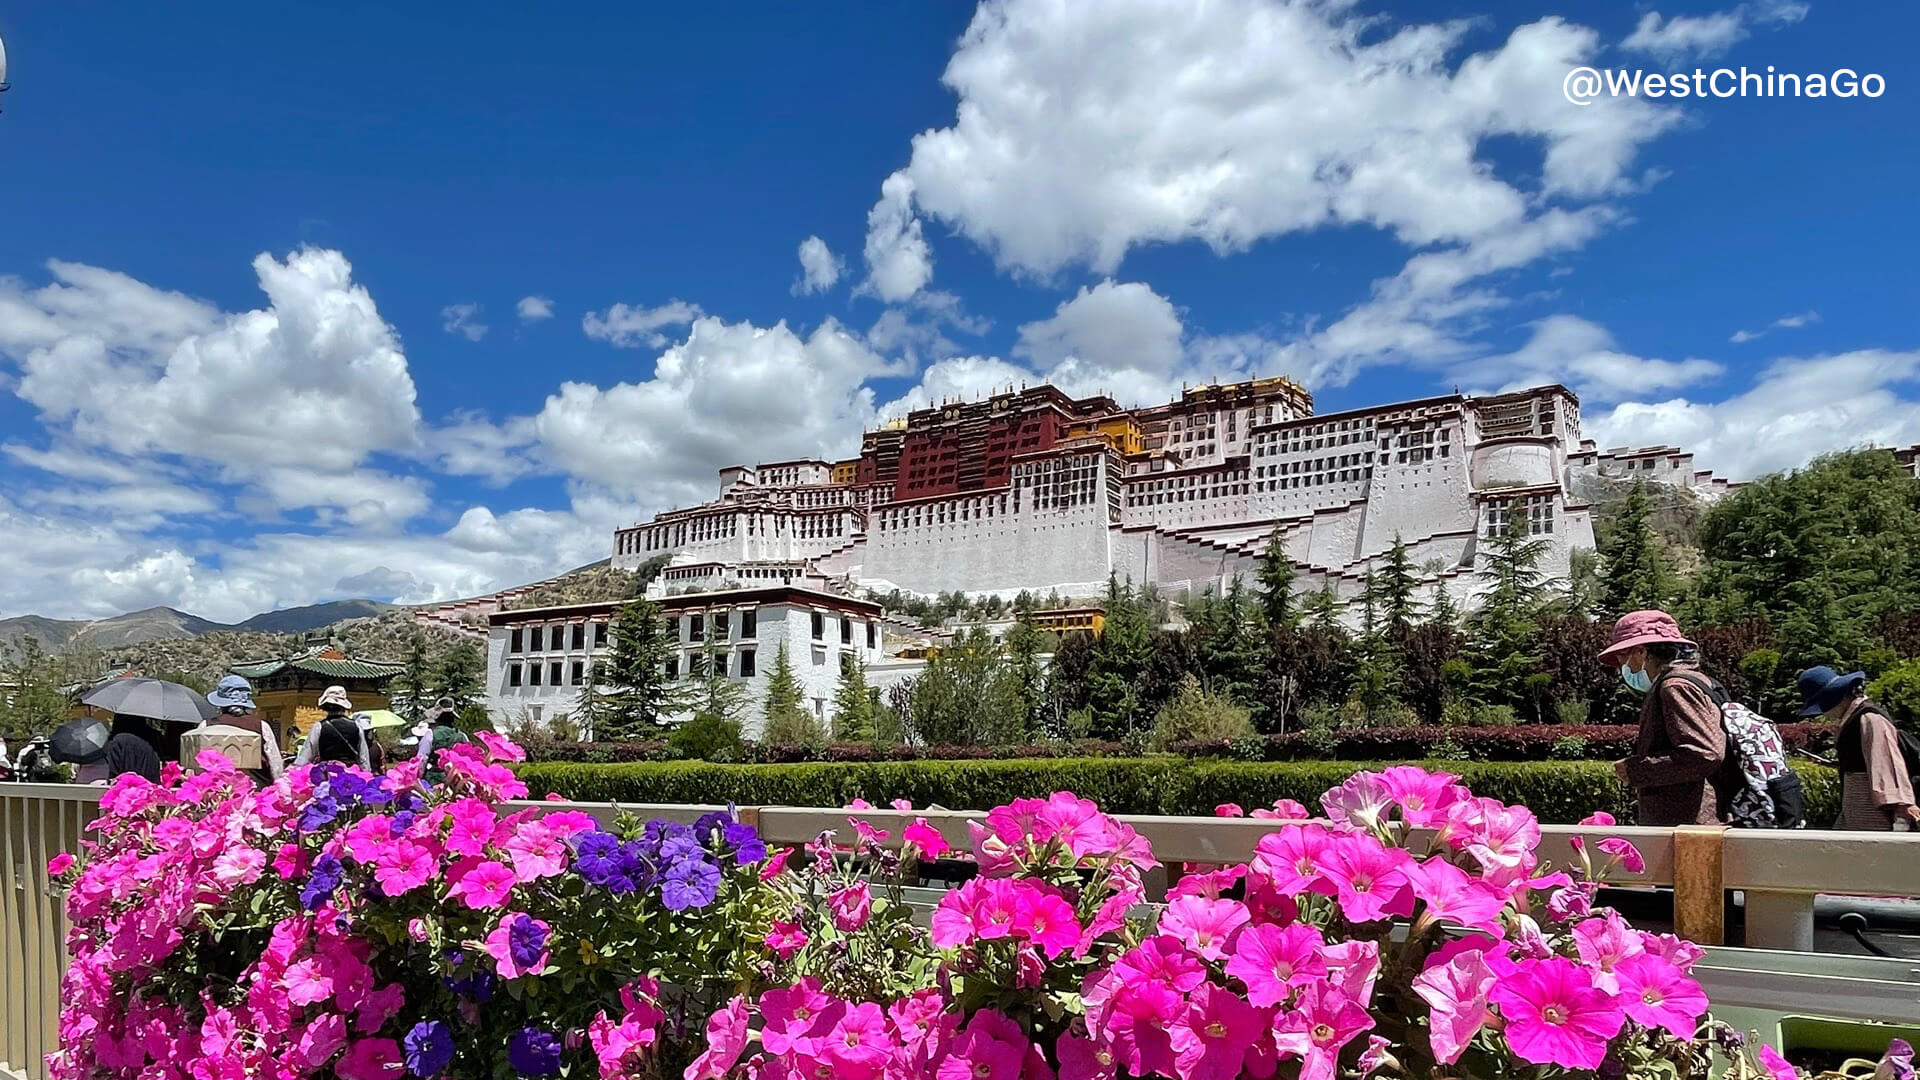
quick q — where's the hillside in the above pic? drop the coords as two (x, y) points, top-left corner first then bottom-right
(97, 609), (475, 686)
(0, 606), (227, 655)
(235, 599), (393, 633)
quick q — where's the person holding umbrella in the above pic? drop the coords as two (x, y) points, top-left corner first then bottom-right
(104, 715), (163, 783)
(47, 716), (111, 784)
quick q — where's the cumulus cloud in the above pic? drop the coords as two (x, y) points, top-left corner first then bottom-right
(1621, 2), (1809, 64)
(581, 299), (703, 349)
(861, 173), (934, 302)
(516, 295), (555, 322)
(1586, 349), (1920, 480)
(1730, 309), (1820, 343)
(441, 302), (488, 341)
(867, 1), (1676, 283)
(1464, 315), (1723, 403)
(793, 236), (844, 295)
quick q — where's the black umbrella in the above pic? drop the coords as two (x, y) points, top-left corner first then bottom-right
(81, 677), (219, 724)
(50, 718), (110, 764)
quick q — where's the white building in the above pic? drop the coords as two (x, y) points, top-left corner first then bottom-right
(613, 380), (1737, 624)
(484, 587), (890, 739)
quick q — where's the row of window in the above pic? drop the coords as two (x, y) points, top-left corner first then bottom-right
(1484, 494), (1558, 537)
(508, 622), (610, 653)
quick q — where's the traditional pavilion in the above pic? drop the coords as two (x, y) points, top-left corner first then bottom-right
(229, 646), (405, 745)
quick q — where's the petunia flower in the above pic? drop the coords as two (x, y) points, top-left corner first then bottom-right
(829, 883), (874, 931)
(765, 920), (809, 959)
(1225, 921), (1327, 1006)
(1412, 948), (1497, 1064)
(935, 1009), (1027, 1080)
(1490, 955), (1626, 1071)
(904, 819), (951, 860)
(402, 1022), (453, 1078)
(1613, 953), (1709, 1038)
(684, 997), (750, 1080)
(506, 1027), (561, 1077)
(337, 1038), (404, 1080)
(1158, 896), (1251, 963)
(447, 859), (517, 910)
(1169, 982), (1264, 1080)
(1271, 982), (1374, 1080)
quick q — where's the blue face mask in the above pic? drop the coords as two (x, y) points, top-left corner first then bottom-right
(1621, 663), (1653, 693)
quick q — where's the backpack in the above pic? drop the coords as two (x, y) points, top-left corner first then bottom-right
(1663, 670), (1806, 829)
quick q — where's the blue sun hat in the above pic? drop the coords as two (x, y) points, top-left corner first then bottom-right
(1796, 665), (1867, 717)
(207, 674), (256, 712)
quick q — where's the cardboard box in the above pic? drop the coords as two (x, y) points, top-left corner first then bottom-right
(180, 724), (264, 771)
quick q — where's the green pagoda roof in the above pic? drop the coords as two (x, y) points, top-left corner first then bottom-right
(229, 647), (405, 682)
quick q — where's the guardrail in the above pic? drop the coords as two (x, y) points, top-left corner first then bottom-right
(7, 785), (1920, 1080)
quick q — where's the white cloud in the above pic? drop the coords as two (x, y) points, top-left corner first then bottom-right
(1621, 2), (1809, 64)
(793, 236), (844, 295)
(516, 295), (555, 322)
(867, 1), (1676, 283)
(581, 299), (703, 349)
(1587, 349), (1920, 480)
(1731, 309), (1821, 343)
(861, 172), (934, 302)
(441, 302), (488, 341)
(1465, 314), (1723, 403)
(865, 290), (991, 366)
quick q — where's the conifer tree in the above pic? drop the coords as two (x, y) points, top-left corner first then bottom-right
(1087, 575), (1152, 739)
(1304, 583), (1342, 632)
(1470, 509), (1553, 708)
(391, 632), (434, 723)
(597, 596), (687, 740)
(760, 643), (825, 746)
(831, 656), (876, 743)
(1369, 535), (1422, 634)
(1600, 480), (1673, 616)
(1256, 530), (1300, 630)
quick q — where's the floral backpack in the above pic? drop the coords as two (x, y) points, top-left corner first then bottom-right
(1662, 670), (1805, 829)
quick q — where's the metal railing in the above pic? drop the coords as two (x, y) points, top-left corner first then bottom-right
(7, 787), (1920, 1080)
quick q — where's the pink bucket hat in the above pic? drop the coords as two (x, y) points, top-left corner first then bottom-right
(318, 685), (354, 711)
(1597, 610), (1695, 663)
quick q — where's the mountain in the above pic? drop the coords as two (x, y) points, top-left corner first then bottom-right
(1, 606), (228, 655)
(234, 599), (393, 634)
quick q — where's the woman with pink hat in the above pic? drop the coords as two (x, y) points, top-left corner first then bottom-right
(1597, 610), (1730, 826)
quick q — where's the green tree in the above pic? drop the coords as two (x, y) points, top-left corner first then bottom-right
(1148, 674), (1255, 751)
(831, 657), (877, 743)
(760, 643), (824, 746)
(1693, 450), (1920, 668)
(1196, 576), (1261, 708)
(390, 632), (434, 723)
(435, 643), (486, 711)
(1599, 480), (1674, 616)
(0, 636), (70, 736)
(903, 629), (1028, 746)
(1428, 582), (1460, 629)
(1003, 618), (1051, 738)
(1086, 576), (1153, 739)
(1469, 510), (1554, 711)
(690, 632), (751, 731)
(1304, 583), (1342, 632)
(1556, 548), (1605, 620)
(1368, 535), (1423, 634)
(1256, 530), (1300, 630)
(573, 659), (614, 742)
(598, 597), (687, 740)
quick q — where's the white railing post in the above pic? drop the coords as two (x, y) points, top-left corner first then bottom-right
(1743, 890), (1817, 952)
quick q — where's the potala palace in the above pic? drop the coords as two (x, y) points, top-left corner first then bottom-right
(611, 377), (1735, 615)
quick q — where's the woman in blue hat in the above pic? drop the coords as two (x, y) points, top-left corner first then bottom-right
(1799, 665), (1918, 831)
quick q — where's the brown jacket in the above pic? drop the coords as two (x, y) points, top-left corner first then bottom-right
(1624, 663), (1728, 826)
(1837, 702), (1915, 831)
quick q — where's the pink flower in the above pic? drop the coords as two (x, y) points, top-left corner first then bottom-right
(1573, 911), (1645, 993)
(829, 883), (873, 931)
(474, 730), (525, 762)
(1412, 949), (1497, 1064)
(273, 843), (309, 879)
(931, 878), (1081, 956)
(1169, 865), (1247, 901)
(355, 983), (405, 1034)
(1169, 982), (1264, 1080)
(1271, 983), (1374, 1080)
(1758, 1045), (1801, 1080)
(407, 918), (430, 941)
(765, 920), (809, 959)
(1461, 799), (1541, 881)
(283, 957), (335, 1006)
(1409, 857), (1509, 934)
(1214, 803), (1246, 817)
(760, 847), (793, 880)
(759, 979), (838, 1056)
(211, 847), (266, 887)
(935, 1009), (1027, 1080)
(1580, 811), (1617, 827)
(373, 840), (437, 897)
(47, 852), (75, 876)
(904, 819), (951, 860)
(1323, 940), (1383, 1005)
(1225, 922), (1327, 1006)
(1158, 896), (1250, 962)
(1378, 765), (1467, 826)
(849, 817), (891, 848)
(447, 859), (516, 909)
(444, 799), (497, 858)
(502, 822), (569, 883)
(684, 996), (748, 1080)
(1598, 836), (1647, 874)
(1057, 1031), (1118, 1080)
(1322, 770), (1396, 830)
(1490, 955), (1626, 1071)
(1316, 833), (1416, 924)
(823, 1002), (891, 1080)
(1613, 953), (1709, 1038)
(1251, 797), (1311, 820)
(1639, 931), (1706, 973)
(336, 1038), (403, 1080)
(1250, 823), (1337, 895)
(294, 1013), (347, 1069)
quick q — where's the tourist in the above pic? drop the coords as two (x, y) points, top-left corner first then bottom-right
(104, 714), (164, 783)
(201, 675), (284, 782)
(295, 685), (371, 769)
(1800, 666), (1919, 831)
(1597, 610), (1729, 826)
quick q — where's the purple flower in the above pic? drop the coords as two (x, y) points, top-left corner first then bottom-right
(509, 914), (549, 971)
(723, 822), (766, 864)
(1882, 1039), (1915, 1080)
(660, 857), (722, 911)
(573, 831), (622, 885)
(300, 853), (344, 910)
(508, 1027), (562, 1077)
(403, 1021), (454, 1077)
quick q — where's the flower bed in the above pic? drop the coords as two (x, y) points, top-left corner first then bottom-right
(51, 738), (1892, 1080)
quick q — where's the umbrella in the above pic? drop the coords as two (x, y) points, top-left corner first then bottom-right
(50, 718), (110, 764)
(81, 677), (219, 724)
(359, 709), (406, 730)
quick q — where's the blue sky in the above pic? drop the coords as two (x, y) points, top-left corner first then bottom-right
(1, 0), (1916, 622)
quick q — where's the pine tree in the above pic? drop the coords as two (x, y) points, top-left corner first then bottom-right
(691, 627), (750, 728)
(574, 659), (613, 741)
(1087, 576), (1153, 739)
(831, 657), (876, 743)
(1003, 618), (1049, 737)
(1600, 480), (1673, 616)
(1428, 582), (1460, 628)
(760, 643), (823, 745)
(1197, 576), (1261, 707)
(1256, 530), (1300, 630)
(1369, 535), (1422, 634)
(1470, 510), (1553, 708)
(598, 597), (686, 740)
(391, 632), (434, 722)
(1304, 583), (1342, 632)
(435, 643), (485, 711)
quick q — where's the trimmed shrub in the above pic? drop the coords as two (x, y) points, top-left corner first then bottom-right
(514, 756), (1840, 827)
(1171, 722), (1835, 762)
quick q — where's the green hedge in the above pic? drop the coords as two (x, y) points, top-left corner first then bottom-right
(516, 757), (1840, 828)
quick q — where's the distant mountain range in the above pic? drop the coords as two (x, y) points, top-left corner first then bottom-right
(0, 599), (395, 656)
